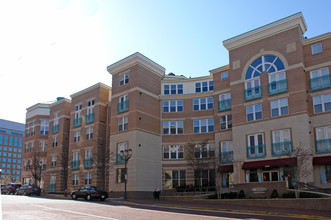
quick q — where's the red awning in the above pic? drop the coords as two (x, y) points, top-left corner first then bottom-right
(242, 158), (297, 169)
(218, 165), (233, 173)
(313, 156), (331, 165)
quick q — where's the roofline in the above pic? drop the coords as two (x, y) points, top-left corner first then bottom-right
(209, 65), (230, 74)
(303, 32), (331, 45)
(70, 82), (111, 99)
(49, 98), (71, 108)
(26, 103), (50, 113)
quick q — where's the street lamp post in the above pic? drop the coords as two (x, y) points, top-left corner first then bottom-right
(120, 149), (132, 201)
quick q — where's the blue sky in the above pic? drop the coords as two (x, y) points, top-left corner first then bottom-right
(1, 0), (331, 123)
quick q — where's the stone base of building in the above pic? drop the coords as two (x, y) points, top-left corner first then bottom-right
(109, 191), (155, 200)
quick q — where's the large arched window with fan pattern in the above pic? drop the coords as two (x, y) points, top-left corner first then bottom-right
(244, 55), (287, 100)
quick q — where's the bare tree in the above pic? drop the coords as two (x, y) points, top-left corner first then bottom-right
(28, 152), (46, 187)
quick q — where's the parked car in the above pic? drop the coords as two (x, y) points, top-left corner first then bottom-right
(1, 183), (21, 195)
(71, 186), (108, 201)
(15, 185), (41, 196)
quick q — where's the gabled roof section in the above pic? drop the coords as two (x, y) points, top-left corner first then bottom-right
(107, 52), (165, 77)
(223, 12), (307, 51)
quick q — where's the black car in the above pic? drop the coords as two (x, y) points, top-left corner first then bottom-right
(71, 186), (108, 201)
(1, 183), (21, 195)
(15, 185), (41, 196)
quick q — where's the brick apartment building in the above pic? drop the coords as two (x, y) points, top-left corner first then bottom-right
(23, 12), (331, 197)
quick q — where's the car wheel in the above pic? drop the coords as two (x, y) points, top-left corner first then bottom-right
(86, 194), (91, 201)
(72, 194), (77, 200)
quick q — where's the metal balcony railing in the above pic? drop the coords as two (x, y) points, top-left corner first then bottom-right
(268, 79), (288, 95)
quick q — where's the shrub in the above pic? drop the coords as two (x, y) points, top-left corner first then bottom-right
(238, 190), (246, 199)
(271, 189), (279, 198)
(221, 192), (238, 199)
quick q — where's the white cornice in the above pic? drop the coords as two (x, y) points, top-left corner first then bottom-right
(303, 32), (331, 45)
(70, 82), (111, 99)
(209, 65), (230, 74)
(223, 12), (307, 51)
(50, 98), (71, 108)
(107, 52), (165, 77)
(161, 74), (212, 83)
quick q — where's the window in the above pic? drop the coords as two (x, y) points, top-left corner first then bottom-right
(163, 100), (183, 112)
(86, 127), (93, 140)
(163, 145), (184, 159)
(74, 130), (80, 142)
(194, 144), (215, 158)
(51, 156), (57, 167)
(312, 42), (322, 55)
(116, 168), (126, 183)
(320, 165), (331, 183)
(220, 141), (233, 163)
(195, 81), (213, 93)
(193, 119), (214, 133)
(218, 93), (231, 111)
(247, 133), (265, 158)
(84, 172), (92, 185)
(75, 104), (82, 117)
(54, 112), (59, 126)
(119, 73), (129, 86)
(221, 71), (228, 80)
(270, 98), (288, 117)
(87, 99), (95, 114)
(313, 93), (331, 113)
(220, 114), (232, 130)
(118, 116), (128, 132)
(14, 137), (18, 146)
(85, 149), (93, 159)
(118, 95), (129, 113)
(164, 85), (169, 95)
(163, 84), (183, 95)
(72, 173), (79, 186)
(52, 136), (58, 147)
(246, 103), (262, 121)
(193, 97), (213, 111)
(310, 68), (330, 90)
(316, 126), (331, 153)
(163, 121), (183, 135)
(38, 140), (47, 152)
(31, 122), (35, 136)
(26, 123), (30, 137)
(268, 71), (287, 94)
(272, 129), (292, 155)
(19, 138), (23, 147)
(164, 170), (186, 189)
(117, 142), (127, 154)
(194, 169), (215, 188)
(40, 120), (49, 135)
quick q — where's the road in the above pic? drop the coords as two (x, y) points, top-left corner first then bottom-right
(1, 195), (330, 220)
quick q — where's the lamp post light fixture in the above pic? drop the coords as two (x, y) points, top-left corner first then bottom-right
(120, 149), (132, 201)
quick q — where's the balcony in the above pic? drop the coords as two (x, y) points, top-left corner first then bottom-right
(244, 86), (262, 101)
(85, 113), (95, 124)
(117, 100), (129, 113)
(272, 141), (292, 156)
(84, 158), (93, 168)
(316, 139), (331, 153)
(219, 151), (233, 164)
(218, 99), (231, 112)
(247, 145), (266, 159)
(51, 124), (59, 134)
(116, 153), (126, 165)
(71, 160), (80, 170)
(268, 79), (288, 95)
(73, 117), (82, 128)
(309, 75), (331, 91)
(48, 183), (56, 192)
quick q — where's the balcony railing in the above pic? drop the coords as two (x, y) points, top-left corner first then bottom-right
(272, 141), (292, 156)
(316, 139), (331, 153)
(247, 145), (266, 159)
(244, 86), (262, 101)
(71, 160), (80, 170)
(219, 151), (233, 164)
(268, 79), (288, 95)
(116, 153), (126, 165)
(84, 158), (93, 168)
(85, 113), (95, 124)
(309, 75), (331, 91)
(51, 124), (59, 134)
(48, 183), (56, 192)
(117, 100), (129, 113)
(218, 99), (231, 112)
(73, 117), (82, 128)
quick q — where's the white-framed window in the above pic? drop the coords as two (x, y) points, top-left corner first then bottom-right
(221, 71), (228, 80)
(220, 114), (232, 130)
(85, 127), (93, 140)
(219, 93), (231, 101)
(195, 81), (213, 93)
(73, 130), (80, 142)
(220, 141), (233, 163)
(194, 144), (215, 158)
(193, 119), (214, 133)
(316, 126), (331, 153)
(38, 140), (48, 152)
(246, 103), (262, 121)
(84, 172), (92, 185)
(312, 42), (322, 55)
(40, 120), (49, 135)
(220, 141), (232, 152)
(118, 116), (128, 132)
(116, 168), (126, 183)
(75, 104), (82, 119)
(270, 98), (288, 117)
(54, 112), (59, 126)
(87, 99), (95, 115)
(85, 149), (93, 159)
(310, 67), (329, 79)
(245, 78), (261, 91)
(193, 97), (213, 111)
(272, 129), (291, 155)
(119, 73), (129, 86)
(52, 136), (58, 147)
(50, 176), (56, 184)
(163, 100), (183, 112)
(117, 142), (128, 153)
(310, 67), (330, 90)
(72, 173), (79, 186)
(320, 165), (331, 183)
(26, 123), (30, 137)
(163, 84), (184, 95)
(163, 121), (183, 135)
(247, 133), (265, 158)
(163, 145), (184, 159)
(73, 152), (79, 161)
(313, 93), (331, 113)
(31, 121), (35, 136)
(316, 126), (331, 141)
(51, 156), (57, 167)
(272, 129), (291, 143)
(165, 170), (186, 189)
(119, 95), (128, 103)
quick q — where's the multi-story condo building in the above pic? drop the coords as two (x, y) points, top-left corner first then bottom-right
(24, 12), (331, 197)
(22, 103), (50, 188)
(0, 119), (24, 184)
